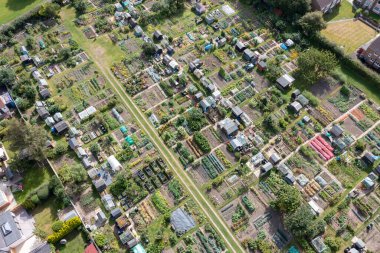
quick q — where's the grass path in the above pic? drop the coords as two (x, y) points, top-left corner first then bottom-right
(61, 7), (245, 253)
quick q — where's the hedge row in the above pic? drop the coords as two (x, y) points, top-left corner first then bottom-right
(311, 34), (380, 93)
(47, 217), (82, 243)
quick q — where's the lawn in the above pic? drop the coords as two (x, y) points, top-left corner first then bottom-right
(0, 0), (45, 25)
(32, 198), (59, 235)
(325, 0), (355, 22)
(336, 65), (380, 104)
(56, 230), (88, 253)
(13, 166), (53, 203)
(321, 20), (377, 54)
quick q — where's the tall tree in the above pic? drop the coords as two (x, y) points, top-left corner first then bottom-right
(296, 48), (337, 85)
(6, 119), (47, 162)
(285, 205), (326, 238)
(298, 11), (327, 35)
(38, 3), (61, 18)
(267, 0), (311, 17)
(0, 68), (16, 87)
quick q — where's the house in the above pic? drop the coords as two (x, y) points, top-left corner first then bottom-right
(205, 15), (215, 25)
(170, 208), (196, 236)
(37, 107), (49, 119)
(53, 112), (63, 122)
(111, 208), (122, 219)
(257, 61), (267, 71)
(153, 30), (163, 41)
(200, 99), (211, 113)
(38, 79), (48, 87)
(276, 74), (295, 89)
(69, 137), (80, 150)
(45, 117), (55, 127)
(362, 152), (376, 166)
(169, 60), (179, 71)
(32, 70), (42, 80)
(362, 176), (375, 189)
(359, 36), (380, 70)
(39, 88), (51, 99)
(243, 49), (255, 62)
(62, 210), (78, 221)
(291, 89), (301, 100)
(189, 59), (203, 72)
(289, 101), (303, 114)
(311, 236), (328, 253)
(240, 113), (251, 126)
(32, 56), (42, 67)
(355, 0), (380, 16)
(83, 157), (92, 169)
(231, 106), (243, 118)
(95, 210), (107, 226)
(269, 153), (281, 164)
(330, 124), (344, 137)
(195, 2), (206, 15)
(261, 162), (273, 174)
(220, 118), (239, 138)
(163, 55), (172, 66)
(312, 0), (341, 13)
(134, 26), (143, 37)
(108, 155), (122, 171)
(102, 194), (115, 210)
(0, 210), (35, 252)
(114, 2), (123, 11)
(53, 121), (69, 134)
(166, 45), (175, 55)
(84, 243), (98, 253)
(296, 94), (309, 107)
(235, 41), (246, 52)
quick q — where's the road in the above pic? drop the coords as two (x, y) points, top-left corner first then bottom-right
(61, 8), (245, 253)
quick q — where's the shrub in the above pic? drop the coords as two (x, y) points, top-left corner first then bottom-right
(30, 194), (40, 204)
(94, 233), (108, 248)
(340, 85), (351, 97)
(47, 217), (82, 243)
(193, 132), (211, 153)
(37, 184), (50, 200)
(52, 221), (64, 232)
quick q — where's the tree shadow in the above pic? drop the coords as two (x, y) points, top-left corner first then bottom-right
(6, 0), (38, 11)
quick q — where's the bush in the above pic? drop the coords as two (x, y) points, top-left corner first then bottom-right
(36, 184), (50, 200)
(303, 91), (319, 107)
(193, 132), (211, 153)
(30, 194), (40, 204)
(52, 221), (64, 232)
(340, 85), (351, 97)
(94, 233), (108, 248)
(47, 217), (82, 243)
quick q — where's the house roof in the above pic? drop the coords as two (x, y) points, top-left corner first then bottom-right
(231, 106), (243, 117)
(366, 36), (380, 56)
(243, 49), (255, 58)
(296, 94), (309, 106)
(235, 41), (246, 50)
(54, 121), (69, 133)
(107, 155), (122, 171)
(84, 243), (98, 253)
(0, 211), (21, 249)
(290, 101), (302, 112)
(312, 0), (337, 11)
(37, 107), (49, 118)
(330, 125), (344, 137)
(277, 74), (295, 88)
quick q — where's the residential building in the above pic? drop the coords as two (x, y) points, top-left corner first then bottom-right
(312, 0), (341, 13)
(360, 36), (380, 70)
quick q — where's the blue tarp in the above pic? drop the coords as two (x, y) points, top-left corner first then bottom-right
(280, 43), (288, 50)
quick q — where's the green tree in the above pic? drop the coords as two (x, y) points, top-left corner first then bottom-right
(298, 11), (326, 35)
(296, 48), (337, 85)
(285, 205), (326, 238)
(270, 184), (302, 213)
(0, 68), (16, 87)
(6, 119), (47, 162)
(142, 42), (156, 57)
(39, 3), (61, 18)
(267, 0), (311, 17)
